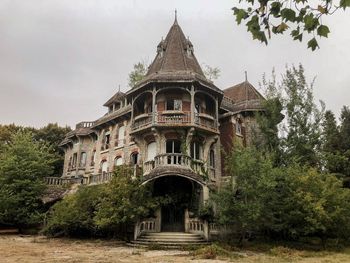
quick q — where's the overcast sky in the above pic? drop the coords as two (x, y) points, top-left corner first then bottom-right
(0, 0), (349, 128)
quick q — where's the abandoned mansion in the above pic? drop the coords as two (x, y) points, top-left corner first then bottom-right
(46, 17), (265, 242)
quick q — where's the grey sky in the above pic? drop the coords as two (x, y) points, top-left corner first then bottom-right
(0, 0), (349, 128)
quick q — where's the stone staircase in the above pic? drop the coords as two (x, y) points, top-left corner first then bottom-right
(131, 232), (208, 248)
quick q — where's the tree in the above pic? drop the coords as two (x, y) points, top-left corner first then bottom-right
(214, 146), (275, 245)
(232, 0), (349, 50)
(257, 65), (324, 167)
(202, 64), (221, 81)
(128, 61), (148, 88)
(34, 123), (71, 175)
(0, 131), (56, 227)
(255, 71), (284, 164)
(282, 65), (324, 167)
(94, 166), (161, 236)
(216, 145), (350, 245)
(43, 185), (104, 237)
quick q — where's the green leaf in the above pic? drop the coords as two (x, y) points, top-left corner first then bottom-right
(317, 25), (330, 38)
(270, 2), (282, 17)
(281, 8), (296, 22)
(340, 0), (350, 9)
(304, 14), (319, 32)
(233, 8), (248, 25)
(307, 38), (319, 51)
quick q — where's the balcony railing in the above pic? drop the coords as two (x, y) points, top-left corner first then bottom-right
(75, 121), (95, 129)
(131, 111), (217, 132)
(195, 113), (216, 130)
(142, 153), (207, 178)
(157, 111), (191, 124)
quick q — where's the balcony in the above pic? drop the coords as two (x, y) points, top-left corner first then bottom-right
(131, 111), (217, 133)
(142, 153), (207, 178)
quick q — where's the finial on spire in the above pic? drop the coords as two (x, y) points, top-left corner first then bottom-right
(174, 9), (178, 24)
(244, 71), (248, 82)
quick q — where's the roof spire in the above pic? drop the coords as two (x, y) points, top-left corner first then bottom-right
(118, 84), (120, 92)
(174, 9), (178, 24)
(244, 71), (248, 82)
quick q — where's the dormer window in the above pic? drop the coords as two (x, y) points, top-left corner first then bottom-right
(166, 99), (182, 111)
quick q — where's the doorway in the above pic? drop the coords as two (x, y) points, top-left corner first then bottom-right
(153, 176), (197, 232)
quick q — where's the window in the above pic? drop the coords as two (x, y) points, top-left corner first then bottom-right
(195, 101), (201, 114)
(91, 150), (96, 166)
(102, 131), (110, 150)
(72, 153), (77, 168)
(114, 157), (123, 166)
(101, 160), (108, 174)
(166, 140), (181, 164)
(131, 152), (139, 165)
(147, 142), (157, 161)
(79, 152), (87, 167)
(166, 140), (181, 154)
(190, 141), (202, 160)
(117, 126), (125, 147)
(166, 99), (182, 111)
(209, 149), (215, 168)
(236, 120), (242, 135)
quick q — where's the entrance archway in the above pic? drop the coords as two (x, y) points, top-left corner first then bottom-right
(152, 176), (201, 232)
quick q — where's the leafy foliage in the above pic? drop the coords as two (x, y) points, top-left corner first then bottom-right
(257, 65), (324, 167)
(43, 185), (104, 237)
(216, 145), (350, 244)
(322, 107), (350, 186)
(232, 0), (349, 50)
(128, 61), (148, 88)
(0, 131), (56, 226)
(94, 166), (161, 231)
(44, 165), (163, 238)
(202, 64), (221, 81)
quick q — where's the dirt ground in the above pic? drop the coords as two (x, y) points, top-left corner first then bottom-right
(1, 235), (350, 263)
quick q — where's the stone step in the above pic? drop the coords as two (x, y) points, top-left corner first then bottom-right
(137, 237), (203, 242)
(140, 235), (202, 240)
(132, 232), (208, 248)
(142, 232), (201, 237)
(130, 240), (209, 248)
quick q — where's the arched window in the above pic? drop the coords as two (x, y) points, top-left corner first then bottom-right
(101, 160), (108, 174)
(114, 156), (123, 166)
(147, 142), (157, 161)
(130, 152), (139, 165)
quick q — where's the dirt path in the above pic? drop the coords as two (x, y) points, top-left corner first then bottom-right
(1, 235), (350, 263)
(0, 235), (227, 263)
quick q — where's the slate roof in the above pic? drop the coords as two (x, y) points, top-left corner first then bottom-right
(146, 18), (205, 77)
(222, 81), (265, 112)
(103, 91), (126, 107)
(131, 18), (222, 94)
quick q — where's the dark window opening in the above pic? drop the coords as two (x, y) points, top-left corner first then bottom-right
(131, 152), (139, 165)
(166, 99), (182, 111)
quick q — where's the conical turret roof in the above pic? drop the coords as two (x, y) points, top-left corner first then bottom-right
(146, 19), (205, 77)
(131, 17), (221, 93)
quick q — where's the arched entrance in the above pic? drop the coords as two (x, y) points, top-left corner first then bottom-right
(152, 176), (202, 232)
